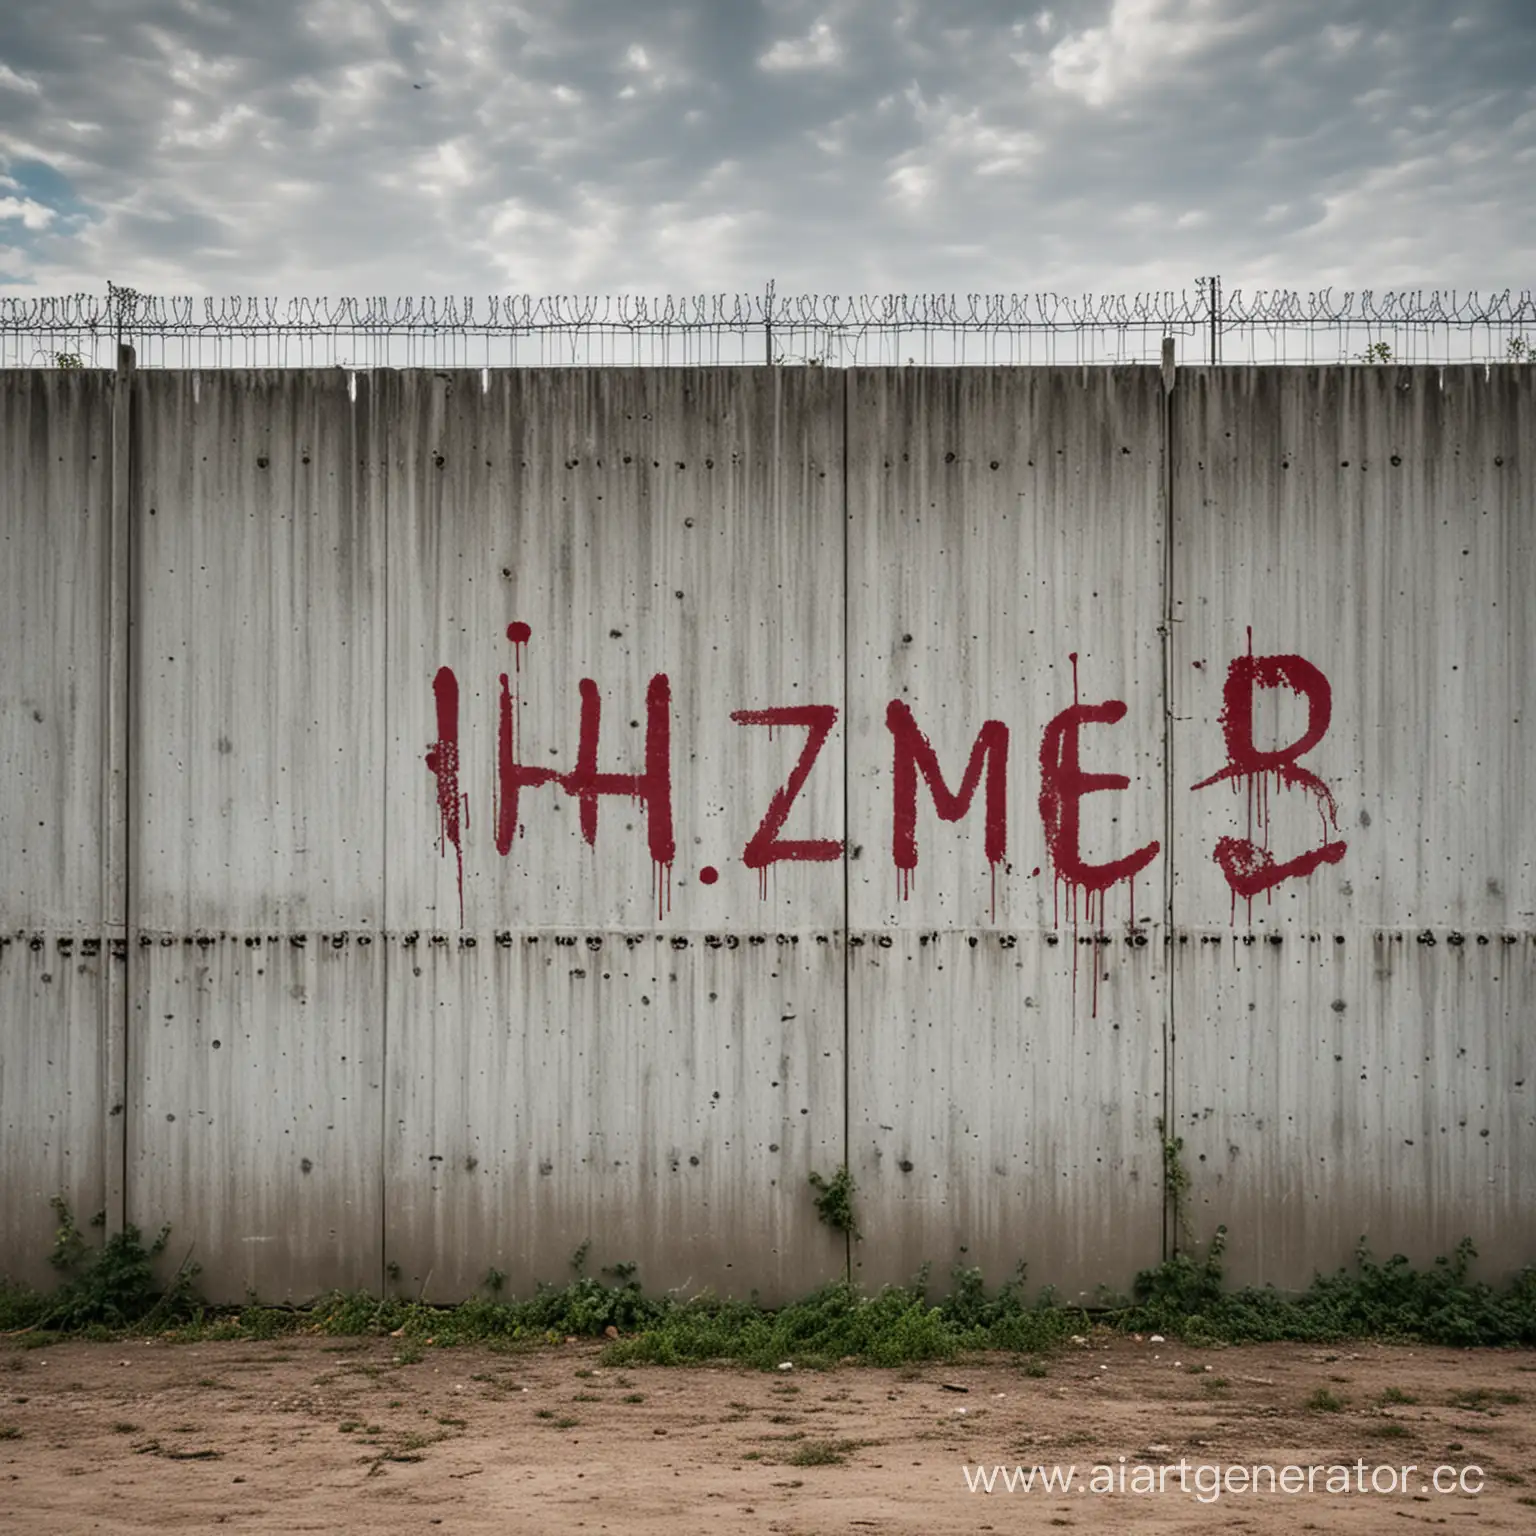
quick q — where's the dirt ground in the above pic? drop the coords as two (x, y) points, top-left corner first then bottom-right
(1, 1333), (1533, 1534)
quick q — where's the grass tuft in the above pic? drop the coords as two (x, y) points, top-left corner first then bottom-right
(5, 1202), (1535, 1359)
(1126, 1229), (1536, 1347)
(786, 1438), (867, 1466)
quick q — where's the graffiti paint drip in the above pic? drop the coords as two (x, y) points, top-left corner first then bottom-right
(1190, 629), (1347, 925)
(1038, 654), (1160, 1017)
(424, 665), (466, 927)
(506, 621), (531, 673)
(886, 700), (1008, 918)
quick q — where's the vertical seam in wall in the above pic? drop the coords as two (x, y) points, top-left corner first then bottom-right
(1160, 364), (1178, 1262)
(841, 368), (852, 1283)
(108, 354), (136, 1238)
(372, 376), (391, 1297)
(124, 364), (136, 1238)
(104, 366), (119, 1233)
(124, 358), (139, 1240)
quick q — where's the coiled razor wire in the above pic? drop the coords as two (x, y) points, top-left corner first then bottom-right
(2, 282), (1533, 368)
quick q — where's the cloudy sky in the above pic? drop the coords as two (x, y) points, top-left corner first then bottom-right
(0, 0), (1532, 301)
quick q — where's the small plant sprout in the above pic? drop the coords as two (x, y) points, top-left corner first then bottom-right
(808, 1165), (860, 1239)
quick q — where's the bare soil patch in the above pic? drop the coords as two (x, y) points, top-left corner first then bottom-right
(1, 1334), (1532, 1533)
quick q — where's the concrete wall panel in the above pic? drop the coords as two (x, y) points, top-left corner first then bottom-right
(0, 371), (115, 1284)
(845, 369), (1170, 1289)
(127, 936), (383, 1302)
(116, 371), (386, 1298)
(1171, 366), (1536, 1284)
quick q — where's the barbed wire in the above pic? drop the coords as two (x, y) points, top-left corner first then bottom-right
(2, 280), (1532, 368)
(7, 282), (1536, 330)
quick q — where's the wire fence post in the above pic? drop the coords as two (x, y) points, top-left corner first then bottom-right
(1207, 274), (1221, 365)
(764, 280), (775, 366)
(108, 281), (138, 367)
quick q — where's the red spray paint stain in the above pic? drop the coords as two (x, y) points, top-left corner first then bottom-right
(424, 665), (466, 927)
(506, 621), (531, 673)
(699, 865), (719, 886)
(886, 700), (1008, 918)
(1038, 654), (1160, 1017)
(1190, 631), (1346, 924)
(731, 705), (842, 900)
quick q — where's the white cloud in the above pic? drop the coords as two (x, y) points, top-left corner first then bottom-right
(886, 162), (932, 206)
(1323, 23), (1363, 52)
(0, 62), (42, 96)
(760, 20), (843, 72)
(412, 139), (475, 192)
(1049, 0), (1253, 108)
(0, 196), (55, 231)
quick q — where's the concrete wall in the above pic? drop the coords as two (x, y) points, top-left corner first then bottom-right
(1, 364), (1530, 1302)
(1169, 367), (1535, 1286)
(0, 371), (117, 1286)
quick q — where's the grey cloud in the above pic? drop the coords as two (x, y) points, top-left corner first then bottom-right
(0, 0), (1531, 297)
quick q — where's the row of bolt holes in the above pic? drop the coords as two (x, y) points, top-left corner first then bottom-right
(8, 931), (1525, 955)
(255, 455), (1516, 474)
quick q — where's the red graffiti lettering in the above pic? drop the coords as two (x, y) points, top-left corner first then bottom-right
(494, 669), (676, 917)
(494, 670), (558, 857)
(1038, 703), (1160, 898)
(424, 666), (466, 927)
(567, 675), (675, 859)
(1191, 636), (1346, 917)
(431, 618), (1348, 945)
(1038, 656), (1159, 1015)
(886, 700), (1008, 913)
(1039, 687), (1159, 902)
(731, 705), (841, 898)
